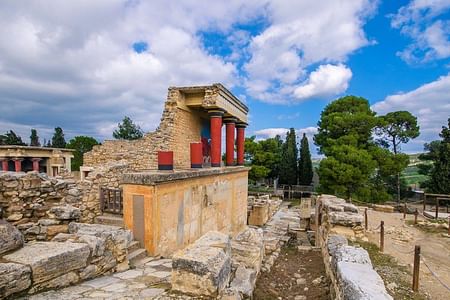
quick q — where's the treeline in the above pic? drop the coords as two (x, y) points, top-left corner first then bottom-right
(245, 131), (313, 186)
(0, 116), (144, 171)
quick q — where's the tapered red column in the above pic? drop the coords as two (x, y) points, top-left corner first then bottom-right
(13, 158), (23, 172)
(209, 110), (224, 167)
(236, 123), (246, 166)
(0, 158), (8, 171)
(32, 158), (41, 172)
(224, 117), (236, 166)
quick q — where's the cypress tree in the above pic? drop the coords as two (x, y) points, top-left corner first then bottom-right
(51, 127), (66, 148)
(298, 133), (313, 185)
(30, 129), (40, 146)
(279, 128), (298, 185)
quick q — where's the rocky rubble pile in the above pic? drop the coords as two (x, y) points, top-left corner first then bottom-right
(0, 221), (132, 298)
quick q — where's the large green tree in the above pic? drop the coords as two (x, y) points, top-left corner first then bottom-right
(298, 133), (313, 185)
(113, 116), (144, 140)
(66, 136), (99, 171)
(418, 118), (450, 194)
(30, 129), (40, 146)
(279, 128), (298, 185)
(315, 96), (378, 200)
(245, 135), (283, 182)
(375, 111), (420, 202)
(51, 127), (66, 148)
(0, 130), (26, 145)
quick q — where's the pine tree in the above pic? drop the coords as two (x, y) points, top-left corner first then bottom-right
(298, 133), (313, 185)
(51, 127), (66, 148)
(0, 130), (26, 145)
(279, 128), (298, 185)
(113, 116), (144, 140)
(30, 129), (40, 146)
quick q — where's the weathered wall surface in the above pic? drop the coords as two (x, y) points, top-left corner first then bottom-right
(316, 195), (392, 300)
(83, 89), (204, 171)
(122, 168), (248, 257)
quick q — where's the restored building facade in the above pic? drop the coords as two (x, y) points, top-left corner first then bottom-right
(0, 146), (74, 176)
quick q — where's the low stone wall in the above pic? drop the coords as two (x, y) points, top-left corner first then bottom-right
(0, 222), (132, 298)
(316, 195), (392, 300)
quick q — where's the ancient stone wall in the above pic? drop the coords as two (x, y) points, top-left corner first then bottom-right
(316, 195), (392, 300)
(83, 88), (205, 171)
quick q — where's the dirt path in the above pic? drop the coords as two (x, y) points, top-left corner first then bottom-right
(254, 245), (330, 300)
(365, 209), (450, 299)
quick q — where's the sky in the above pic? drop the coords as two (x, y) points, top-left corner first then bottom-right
(0, 0), (449, 156)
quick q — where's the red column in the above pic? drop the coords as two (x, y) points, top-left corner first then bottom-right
(1, 158), (8, 171)
(13, 158), (23, 172)
(236, 123), (246, 166)
(32, 158), (41, 172)
(224, 117), (236, 166)
(209, 110), (224, 167)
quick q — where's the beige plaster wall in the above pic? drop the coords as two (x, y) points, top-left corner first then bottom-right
(122, 169), (248, 257)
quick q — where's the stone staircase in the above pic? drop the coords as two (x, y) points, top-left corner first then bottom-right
(94, 213), (149, 267)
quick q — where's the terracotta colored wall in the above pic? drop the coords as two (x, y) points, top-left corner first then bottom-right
(122, 169), (248, 257)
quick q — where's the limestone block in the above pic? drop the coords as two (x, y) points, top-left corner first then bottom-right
(195, 230), (231, 255)
(46, 224), (69, 237)
(0, 219), (24, 255)
(326, 235), (348, 256)
(328, 211), (363, 227)
(48, 205), (81, 220)
(172, 232), (232, 297)
(3, 242), (90, 284)
(231, 228), (264, 273)
(373, 204), (394, 213)
(29, 271), (79, 294)
(332, 245), (372, 270)
(248, 204), (269, 226)
(342, 203), (359, 213)
(337, 261), (392, 300)
(0, 262), (31, 298)
(230, 266), (257, 298)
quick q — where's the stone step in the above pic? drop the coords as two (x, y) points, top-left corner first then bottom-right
(128, 248), (147, 267)
(94, 214), (124, 227)
(128, 240), (141, 253)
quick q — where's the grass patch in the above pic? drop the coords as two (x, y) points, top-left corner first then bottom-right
(350, 240), (428, 300)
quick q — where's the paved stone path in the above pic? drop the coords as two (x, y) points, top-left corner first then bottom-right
(27, 258), (174, 299)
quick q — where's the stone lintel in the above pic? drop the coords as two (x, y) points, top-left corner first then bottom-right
(122, 166), (250, 185)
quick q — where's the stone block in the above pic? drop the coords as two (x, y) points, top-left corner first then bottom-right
(329, 211), (363, 226)
(0, 219), (24, 255)
(48, 205), (81, 220)
(337, 261), (393, 300)
(326, 235), (348, 256)
(172, 232), (231, 297)
(46, 224), (69, 236)
(0, 262), (31, 298)
(3, 241), (90, 284)
(231, 227), (264, 273)
(29, 271), (79, 294)
(248, 204), (269, 226)
(230, 266), (257, 298)
(195, 230), (231, 255)
(373, 204), (394, 213)
(332, 245), (372, 270)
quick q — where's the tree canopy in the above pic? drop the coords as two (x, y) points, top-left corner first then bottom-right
(51, 127), (66, 148)
(0, 130), (26, 146)
(66, 136), (99, 171)
(279, 128), (298, 185)
(113, 116), (144, 140)
(245, 135), (282, 182)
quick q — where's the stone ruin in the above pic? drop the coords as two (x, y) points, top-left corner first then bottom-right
(247, 194), (282, 226)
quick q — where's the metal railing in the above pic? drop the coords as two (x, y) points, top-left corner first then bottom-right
(99, 187), (123, 214)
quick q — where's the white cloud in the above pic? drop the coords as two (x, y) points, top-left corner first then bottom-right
(244, 0), (377, 102)
(391, 0), (450, 63)
(372, 73), (450, 152)
(254, 126), (317, 140)
(294, 64), (352, 101)
(0, 1), (263, 140)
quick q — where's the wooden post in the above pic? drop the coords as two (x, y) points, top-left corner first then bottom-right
(435, 197), (439, 219)
(403, 201), (407, 219)
(364, 208), (368, 230)
(448, 216), (450, 236)
(423, 194), (426, 212)
(414, 209), (418, 225)
(412, 245), (421, 292)
(380, 221), (384, 252)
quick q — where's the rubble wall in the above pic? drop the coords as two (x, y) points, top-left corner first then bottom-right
(83, 88), (204, 171)
(316, 195), (392, 300)
(122, 168), (249, 257)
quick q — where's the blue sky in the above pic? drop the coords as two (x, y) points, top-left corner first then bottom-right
(0, 0), (449, 156)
